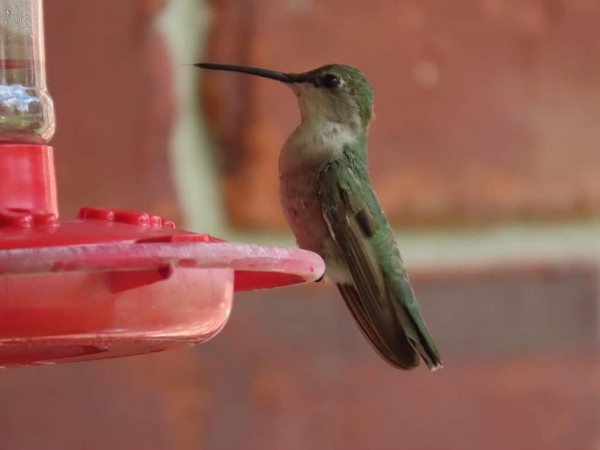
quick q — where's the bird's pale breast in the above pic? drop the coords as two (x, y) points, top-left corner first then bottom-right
(279, 169), (330, 253)
(278, 125), (353, 282)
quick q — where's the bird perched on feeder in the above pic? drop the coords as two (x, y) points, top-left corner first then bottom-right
(195, 62), (442, 370)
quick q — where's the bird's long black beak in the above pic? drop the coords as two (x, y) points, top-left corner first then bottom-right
(194, 63), (301, 83)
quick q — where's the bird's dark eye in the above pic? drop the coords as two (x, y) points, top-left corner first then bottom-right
(321, 74), (341, 89)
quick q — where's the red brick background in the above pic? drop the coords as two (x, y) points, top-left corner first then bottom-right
(201, 0), (600, 229)
(0, 263), (598, 449)
(48, 0), (180, 222)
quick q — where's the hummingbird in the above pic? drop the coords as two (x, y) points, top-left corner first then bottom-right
(195, 62), (442, 370)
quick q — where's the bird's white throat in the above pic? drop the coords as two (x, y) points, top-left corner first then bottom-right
(280, 83), (363, 171)
(281, 119), (359, 171)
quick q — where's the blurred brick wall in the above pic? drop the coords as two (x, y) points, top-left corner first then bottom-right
(0, 264), (598, 450)
(200, 0), (600, 229)
(0, 2), (599, 450)
(47, 0), (181, 222)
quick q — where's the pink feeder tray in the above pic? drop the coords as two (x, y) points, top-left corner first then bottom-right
(0, 145), (325, 367)
(0, 0), (325, 367)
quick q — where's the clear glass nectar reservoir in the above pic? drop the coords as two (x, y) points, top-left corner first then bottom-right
(0, 0), (54, 143)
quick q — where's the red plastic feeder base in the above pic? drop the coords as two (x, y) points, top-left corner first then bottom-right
(0, 145), (325, 367)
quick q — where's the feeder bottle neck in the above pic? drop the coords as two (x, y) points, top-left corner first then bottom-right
(0, 0), (55, 144)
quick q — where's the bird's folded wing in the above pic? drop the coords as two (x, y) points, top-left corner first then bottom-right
(318, 159), (420, 369)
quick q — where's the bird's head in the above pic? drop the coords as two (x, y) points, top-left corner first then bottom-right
(195, 63), (374, 129)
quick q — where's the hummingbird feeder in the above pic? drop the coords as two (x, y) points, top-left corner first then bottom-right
(0, 0), (324, 367)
